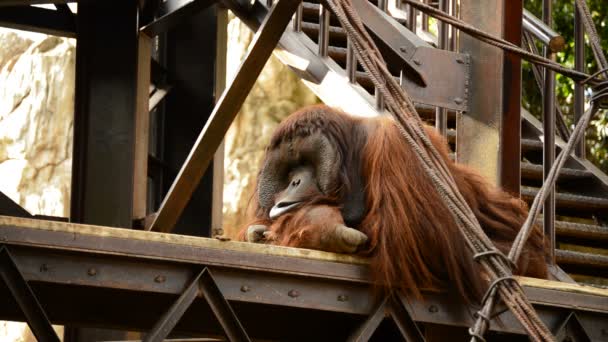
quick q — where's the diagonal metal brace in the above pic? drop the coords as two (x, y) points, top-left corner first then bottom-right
(145, 268), (250, 342)
(0, 245), (60, 342)
(148, 0), (302, 233)
(347, 297), (388, 342)
(390, 293), (425, 342)
(347, 294), (425, 342)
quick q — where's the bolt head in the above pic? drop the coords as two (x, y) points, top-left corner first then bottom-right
(337, 294), (349, 302)
(428, 305), (438, 313)
(454, 97), (464, 105)
(87, 268), (97, 276)
(154, 275), (166, 283)
(288, 289), (300, 298)
(413, 59), (422, 66)
(240, 285), (251, 293)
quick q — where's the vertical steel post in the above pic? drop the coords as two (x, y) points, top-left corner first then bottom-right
(294, 3), (303, 32)
(421, 0), (429, 31)
(346, 38), (357, 83)
(435, 0), (449, 137)
(543, 0), (556, 264)
(457, 0), (522, 195)
(319, 5), (330, 57)
(574, 6), (586, 158)
(375, 0), (387, 111)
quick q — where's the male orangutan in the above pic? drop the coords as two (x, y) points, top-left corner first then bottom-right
(238, 105), (547, 303)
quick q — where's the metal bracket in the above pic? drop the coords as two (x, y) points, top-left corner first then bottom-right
(144, 267), (250, 342)
(349, 0), (470, 112)
(0, 245), (60, 342)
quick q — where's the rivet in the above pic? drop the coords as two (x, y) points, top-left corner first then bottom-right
(87, 268), (97, 276)
(154, 275), (166, 283)
(288, 289), (300, 298)
(413, 59), (422, 66)
(454, 97), (464, 105)
(240, 285), (251, 293)
(40, 264), (48, 272)
(337, 294), (349, 302)
(399, 46), (407, 53)
(429, 305), (439, 313)
(456, 58), (464, 64)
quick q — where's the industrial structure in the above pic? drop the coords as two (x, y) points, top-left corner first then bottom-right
(0, 0), (607, 340)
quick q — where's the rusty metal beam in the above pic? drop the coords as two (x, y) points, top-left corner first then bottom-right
(457, 0), (521, 195)
(0, 6), (76, 38)
(148, 0), (302, 232)
(0, 246), (59, 342)
(1, 217), (608, 341)
(141, 0), (217, 37)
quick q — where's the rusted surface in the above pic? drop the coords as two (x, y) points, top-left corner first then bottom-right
(1, 219), (608, 339)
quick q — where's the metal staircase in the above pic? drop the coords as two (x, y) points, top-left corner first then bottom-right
(229, 0), (608, 287)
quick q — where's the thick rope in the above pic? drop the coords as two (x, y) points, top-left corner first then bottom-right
(575, 0), (608, 75)
(323, 0), (555, 340)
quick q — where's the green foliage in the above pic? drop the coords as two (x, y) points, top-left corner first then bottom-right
(522, 0), (608, 172)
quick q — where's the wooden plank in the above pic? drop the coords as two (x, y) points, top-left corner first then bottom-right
(148, 0), (302, 233)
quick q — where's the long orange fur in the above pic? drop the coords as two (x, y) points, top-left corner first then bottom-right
(239, 105), (547, 303)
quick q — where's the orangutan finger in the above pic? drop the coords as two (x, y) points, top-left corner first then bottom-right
(246, 225), (269, 243)
(335, 224), (368, 253)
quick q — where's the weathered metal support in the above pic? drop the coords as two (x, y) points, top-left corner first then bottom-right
(141, 0), (217, 37)
(349, 0), (470, 112)
(435, 0), (449, 137)
(0, 246), (59, 342)
(390, 294), (425, 342)
(0, 192), (32, 218)
(542, 0), (556, 265)
(347, 298), (388, 341)
(145, 268), (250, 342)
(457, 0), (522, 195)
(1, 217), (607, 340)
(319, 5), (330, 57)
(0, 5), (75, 37)
(0, 0), (73, 6)
(294, 3), (303, 32)
(574, 6), (586, 158)
(69, 0), (144, 339)
(346, 38), (357, 83)
(149, 0), (302, 232)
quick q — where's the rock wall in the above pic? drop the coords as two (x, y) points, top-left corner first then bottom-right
(222, 15), (319, 237)
(0, 28), (74, 342)
(0, 29), (75, 218)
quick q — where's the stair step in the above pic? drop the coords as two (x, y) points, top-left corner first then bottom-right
(302, 22), (347, 44)
(521, 138), (543, 152)
(521, 186), (608, 212)
(557, 249), (608, 271)
(302, 3), (409, 28)
(552, 220), (608, 242)
(521, 162), (593, 181)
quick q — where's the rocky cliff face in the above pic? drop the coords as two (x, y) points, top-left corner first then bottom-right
(222, 16), (319, 237)
(0, 29), (75, 218)
(0, 28), (74, 342)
